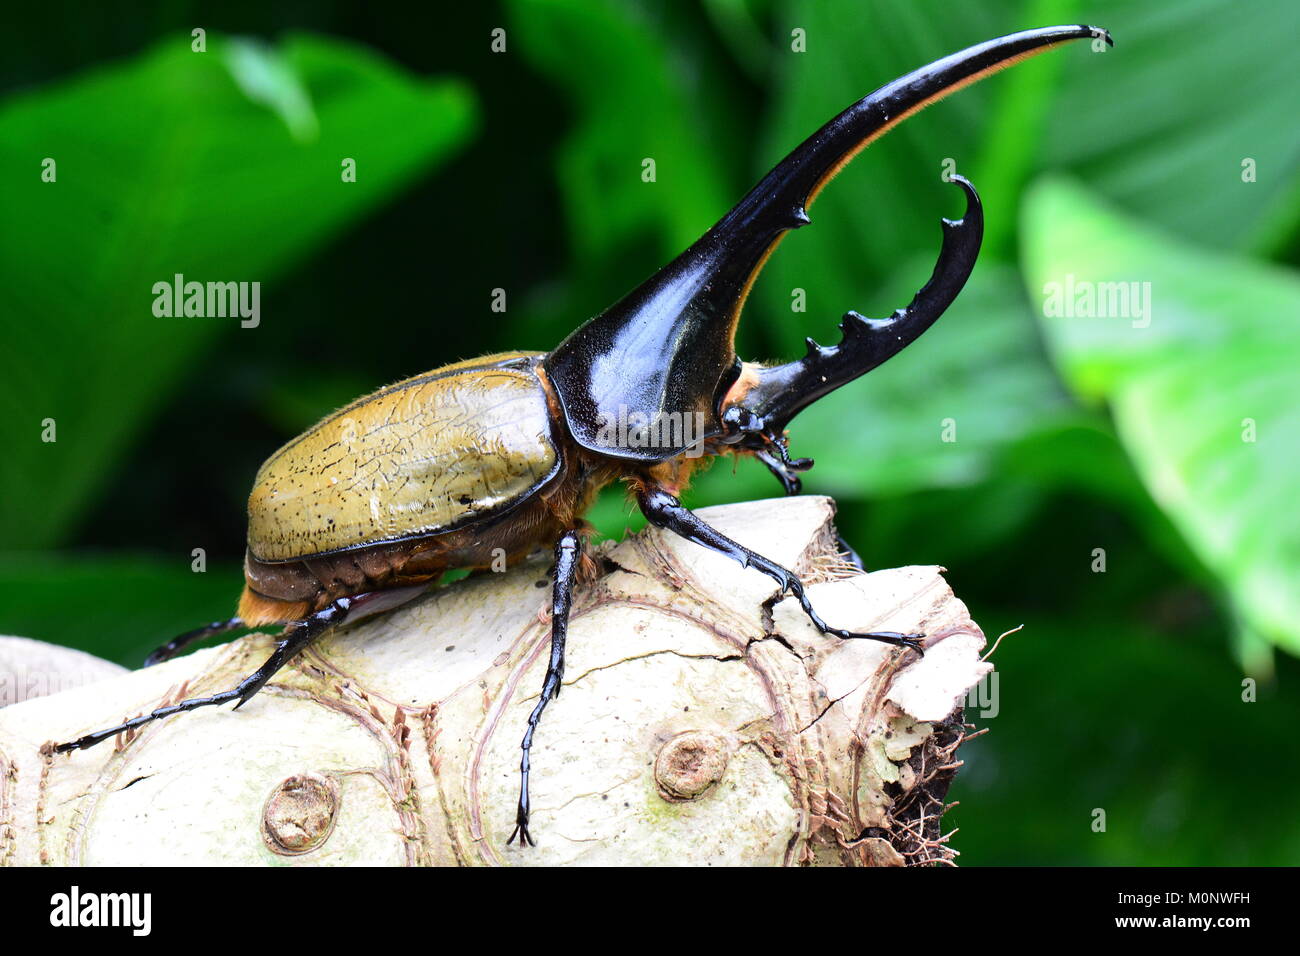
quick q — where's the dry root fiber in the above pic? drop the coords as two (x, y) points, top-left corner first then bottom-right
(0, 496), (990, 866)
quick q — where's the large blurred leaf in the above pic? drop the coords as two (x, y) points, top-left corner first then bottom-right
(0, 33), (476, 548)
(1036, 0), (1300, 256)
(1022, 177), (1300, 655)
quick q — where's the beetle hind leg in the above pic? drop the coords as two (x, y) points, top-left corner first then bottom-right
(52, 586), (428, 755)
(636, 487), (921, 651)
(52, 602), (342, 754)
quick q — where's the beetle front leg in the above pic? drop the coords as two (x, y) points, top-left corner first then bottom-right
(509, 527), (582, 848)
(636, 488), (921, 651)
(751, 446), (811, 496)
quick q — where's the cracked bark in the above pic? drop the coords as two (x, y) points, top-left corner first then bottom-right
(0, 496), (991, 867)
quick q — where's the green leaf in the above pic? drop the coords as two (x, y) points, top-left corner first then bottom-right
(222, 38), (319, 142)
(1036, 0), (1300, 256)
(507, 0), (731, 256)
(0, 33), (477, 548)
(1022, 177), (1300, 655)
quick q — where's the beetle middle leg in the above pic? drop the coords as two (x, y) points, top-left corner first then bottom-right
(143, 617), (252, 666)
(636, 487), (921, 651)
(509, 527), (583, 848)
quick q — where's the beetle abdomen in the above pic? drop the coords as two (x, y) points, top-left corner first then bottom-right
(247, 352), (561, 562)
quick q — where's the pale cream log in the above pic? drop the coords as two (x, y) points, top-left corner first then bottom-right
(0, 496), (990, 866)
(0, 636), (126, 709)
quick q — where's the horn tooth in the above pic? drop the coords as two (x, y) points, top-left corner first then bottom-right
(840, 311), (873, 340)
(804, 336), (822, 354)
(791, 206), (811, 227)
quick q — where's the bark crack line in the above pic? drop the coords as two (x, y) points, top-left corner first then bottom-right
(747, 632), (803, 661)
(520, 648), (744, 703)
(114, 774), (154, 793)
(797, 671), (875, 736)
(541, 772), (642, 817)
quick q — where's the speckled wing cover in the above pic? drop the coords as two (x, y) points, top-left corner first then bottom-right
(246, 352), (559, 561)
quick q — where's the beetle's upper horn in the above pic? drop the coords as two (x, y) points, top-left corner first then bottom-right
(544, 25), (1110, 461)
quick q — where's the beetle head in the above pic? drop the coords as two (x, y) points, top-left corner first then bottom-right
(544, 25), (1109, 463)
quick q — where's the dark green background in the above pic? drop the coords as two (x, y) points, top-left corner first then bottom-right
(2, 0), (1297, 864)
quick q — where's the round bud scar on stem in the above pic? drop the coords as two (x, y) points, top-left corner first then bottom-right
(654, 731), (730, 801)
(262, 771), (340, 855)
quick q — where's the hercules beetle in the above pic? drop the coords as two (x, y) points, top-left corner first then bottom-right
(56, 25), (1110, 846)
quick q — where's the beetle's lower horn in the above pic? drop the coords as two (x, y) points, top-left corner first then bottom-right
(733, 175), (983, 437)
